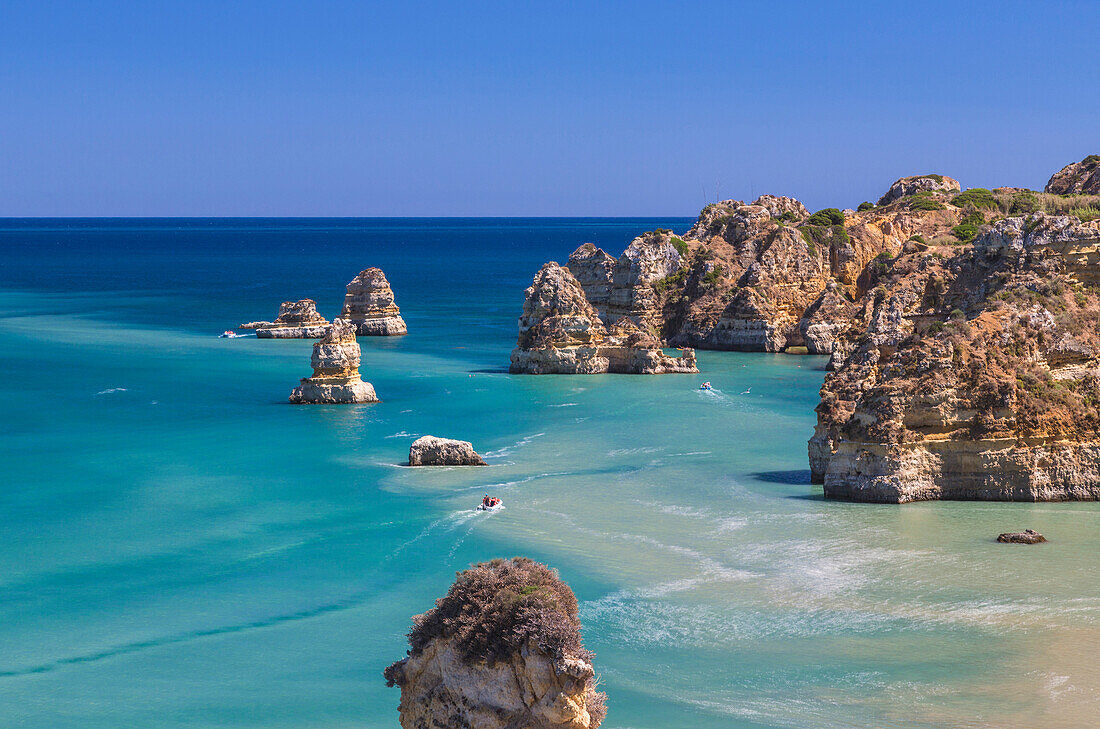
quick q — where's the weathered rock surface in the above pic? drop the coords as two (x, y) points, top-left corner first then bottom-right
(877, 174), (961, 205)
(997, 529), (1047, 544)
(289, 319), (378, 404)
(1045, 155), (1100, 195)
(241, 299), (330, 338)
(339, 268), (407, 336)
(408, 436), (487, 466)
(810, 213), (1100, 502)
(509, 263), (697, 374)
(385, 557), (604, 729)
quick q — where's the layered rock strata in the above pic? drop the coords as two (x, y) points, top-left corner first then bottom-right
(241, 299), (329, 338)
(339, 268), (407, 336)
(288, 318), (378, 404)
(877, 174), (961, 205)
(810, 213), (1100, 502)
(385, 557), (604, 729)
(408, 436), (487, 466)
(509, 263), (697, 374)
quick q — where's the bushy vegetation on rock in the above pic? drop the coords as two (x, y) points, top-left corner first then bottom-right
(807, 208), (844, 226)
(394, 557), (590, 667)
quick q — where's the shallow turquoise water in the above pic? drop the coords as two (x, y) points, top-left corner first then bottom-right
(1, 220), (1097, 728)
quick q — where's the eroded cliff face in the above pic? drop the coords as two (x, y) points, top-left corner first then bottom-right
(241, 299), (330, 338)
(518, 187), (963, 358)
(385, 558), (604, 729)
(1045, 155), (1100, 195)
(509, 262), (696, 374)
(339, 268), (408, 336)
(810, 214), (1100, 502)
(288, 318), (378, 403)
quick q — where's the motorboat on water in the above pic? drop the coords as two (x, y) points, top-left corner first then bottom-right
(477, 495), (503, 511)
(219, 330), (236, 338)
(699, 381), (712, 391)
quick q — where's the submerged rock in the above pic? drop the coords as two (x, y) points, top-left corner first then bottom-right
(339, 267), (407, 336)
(288, 318), (378, 404)
(384, 557), (604, 729)
(997, 529), (1047, 544)
(241, 299), (330, 338)
(408, 436), (487, 466)
(509, 262), (696, 374)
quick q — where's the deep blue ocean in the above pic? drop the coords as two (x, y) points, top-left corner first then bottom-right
(1, 219), (1097, 729)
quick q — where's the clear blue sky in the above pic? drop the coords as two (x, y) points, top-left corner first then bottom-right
(1, 0), (1096, 216)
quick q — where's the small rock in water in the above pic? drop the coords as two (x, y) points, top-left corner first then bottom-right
(408, 436), (487, 466)
(997, 529), (1047, 544)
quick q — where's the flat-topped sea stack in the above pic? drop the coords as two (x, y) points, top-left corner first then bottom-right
(810, 211), (1100, 502)
(339, 267), (407, 336)
(241, 299), (329, 338)
(408, 436), (487, 466)
(384, 557), (605, 729)
(509, 262), (697, 374)
(289, 318), (378, 404)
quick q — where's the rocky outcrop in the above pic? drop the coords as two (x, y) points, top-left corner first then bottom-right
(810, 213), (1100, 502)
(509, 263), (697, 374)
(385, 557), (604, 729)
(288, 318), (378, 404)
(1045, 155), (1100, 195)
(241, 299), (330, 338)
(339, 268), (407, 336)
(408, 436), (487, 466)
(998, 529), (1046, 544)
(515, 182), (972, 364)
(877, 174), (961, 205)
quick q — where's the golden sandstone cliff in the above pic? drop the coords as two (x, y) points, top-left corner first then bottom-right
(509, 262), (697, 374)
(288, 318), (378, 404)
(810, 211), (1100, 502)
(511, 158), (1100, 502)
(385, 558), (604, 729)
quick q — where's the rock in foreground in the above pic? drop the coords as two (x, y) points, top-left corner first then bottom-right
(997, 529), (1047, 544)
(241, 299), (330, 338)
(509, 263), (697, 374)
(340, 267), (408, 336)
(289, 319), (378, 404)
(385, 557), (604, 729)
(408, 436), (487, 466)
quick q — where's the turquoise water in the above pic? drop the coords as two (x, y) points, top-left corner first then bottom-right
(1, 220), (1097, 729)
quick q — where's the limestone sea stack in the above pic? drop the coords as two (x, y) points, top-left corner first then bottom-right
(509, 262), (697, 374)
(288, 318), (378, 404)
(809, 213), (1100, 502)
(408, 436), (487, 466)
(339, 267), (407, 336)
(240, 299), (330, 338)
(384, 557), (605, 729)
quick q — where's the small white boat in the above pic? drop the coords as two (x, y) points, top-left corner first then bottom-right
(219, 330), (236, 338)
(700, 382), (712, 391)
(477, 496), (503, 511)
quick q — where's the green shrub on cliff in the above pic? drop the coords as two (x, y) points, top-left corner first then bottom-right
(952, 212), (985, 243)
(909, 193), (946, 211)
(1083, 154), (1100, 165)
(808, 208), (844, 226)
(952, 187), (997, 210)
(670, 235), (689, 256)
(857, 201), (875, 212)
(703, 264), (724, 285)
